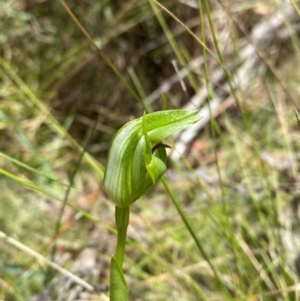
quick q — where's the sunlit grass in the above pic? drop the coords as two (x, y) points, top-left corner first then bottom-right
(0, 0), (300, 300)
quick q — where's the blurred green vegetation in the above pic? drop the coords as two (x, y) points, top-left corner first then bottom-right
(1, 0), (300, 300)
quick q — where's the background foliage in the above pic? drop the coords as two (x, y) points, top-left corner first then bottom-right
(1, 0), (300, 300)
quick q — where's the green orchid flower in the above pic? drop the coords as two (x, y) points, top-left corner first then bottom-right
(104, 109), (201, 301)
(104, 109), (200, 208)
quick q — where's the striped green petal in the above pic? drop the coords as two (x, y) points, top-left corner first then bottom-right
(104, 109), (200, 208)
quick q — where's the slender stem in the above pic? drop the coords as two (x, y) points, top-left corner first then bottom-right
(161, 177), (232, 298)
(114, 206), (130, 267)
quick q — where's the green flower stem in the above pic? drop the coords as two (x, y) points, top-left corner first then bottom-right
(115, 206), (130, 267)
(110, 206), (130, 301)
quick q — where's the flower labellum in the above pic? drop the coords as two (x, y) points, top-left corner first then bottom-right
(104, 109), (200, 208)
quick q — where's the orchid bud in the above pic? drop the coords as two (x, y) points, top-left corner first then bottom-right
(104, 109), (200, 208)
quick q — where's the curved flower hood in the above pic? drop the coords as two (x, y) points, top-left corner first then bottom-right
(104, 109), (200, 208)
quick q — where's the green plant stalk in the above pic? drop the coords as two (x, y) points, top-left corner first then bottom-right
(115, 206), (130, 267)
(110, 206), (130, 301)
(161, 177), (233, 298)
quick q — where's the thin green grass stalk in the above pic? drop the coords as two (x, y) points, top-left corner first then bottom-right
(0, 152), (72, 189)
(149, 0), (224, 69)
(258, 252), (291, 300)
(202, 0), (246, 124)
(197, 1), (246, 294)
(223, 114), (288, 297)
(129, 224), (223, 296)
(0, 104), (56, 177)
(1, 97), (74, 180)
(235, 233), (277, 293)
(0, 168), (63, 202)
(203, 2), (282, 260)
(128, 67), (153, 113)
(289, 0), (300, 15)
(0, 56), (104, 179)
(182, 158), (246, 295)
(148, 0), (199, 93)
(161, 177), (233, 298)
(202, 0), (281, 197)
(148, 1), (183, 62)
(49, 113), (101, 273)
(58, 0), (141, 104)
(0, 167), (117, 236)
(159, 165), (245, 296)
(197, 0), (227, 214)
(137, 202), (212, 300)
